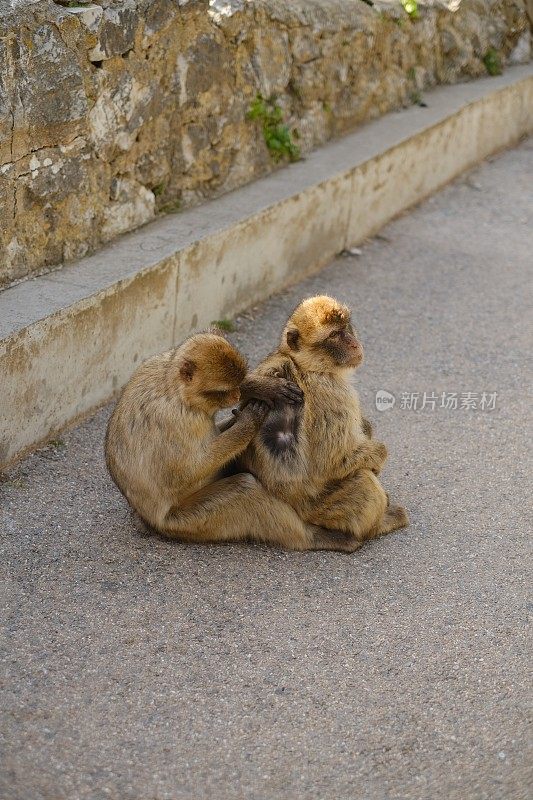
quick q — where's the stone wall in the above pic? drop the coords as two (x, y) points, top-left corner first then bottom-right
(0, 0), (530, 286)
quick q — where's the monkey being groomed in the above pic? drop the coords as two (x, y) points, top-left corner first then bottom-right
(236, 295), (409, 549)
(105, 330), (355, 551)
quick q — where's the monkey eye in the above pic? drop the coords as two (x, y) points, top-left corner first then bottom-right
(327, 330), (341, 339)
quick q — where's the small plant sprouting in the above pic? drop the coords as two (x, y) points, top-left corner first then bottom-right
(410, 90), (427, 107)
(401, 0), (419, 19)
(483, 48), (502, 76)
(211, 319), (236, 333)
(160, 199), (181, 214)
(247, 95), (300, 163)
(152, 183), (165, 197)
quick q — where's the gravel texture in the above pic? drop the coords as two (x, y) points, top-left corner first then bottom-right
(1, 139), (532, 800)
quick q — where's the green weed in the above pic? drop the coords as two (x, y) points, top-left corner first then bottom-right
(483, 48), (502, 76)
(211, 319), (236, 333)
(160, 199), (181, 214)
(410, 90), (427, 107)
(247, 95), (300, 163)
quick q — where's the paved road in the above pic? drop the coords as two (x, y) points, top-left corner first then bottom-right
(1, 140), (532, 800)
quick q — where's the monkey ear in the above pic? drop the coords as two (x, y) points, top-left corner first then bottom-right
(286, 329), (300, 351)
(179, 359), (196, 382)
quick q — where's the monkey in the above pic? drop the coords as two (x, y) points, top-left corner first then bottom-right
(237, 296), (409, 547)
(105, 331), (356, 551)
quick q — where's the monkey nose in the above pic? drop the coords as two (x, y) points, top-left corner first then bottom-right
(350, 344), (363, 365)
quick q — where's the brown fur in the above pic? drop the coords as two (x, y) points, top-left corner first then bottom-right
(105, 332), (341, 550)
(238, 296), (409, 546)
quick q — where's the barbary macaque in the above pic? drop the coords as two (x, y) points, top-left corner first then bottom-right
(237, 296), (409, 546)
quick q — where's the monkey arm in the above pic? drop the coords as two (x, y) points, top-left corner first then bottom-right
(208, 402), (267, 473)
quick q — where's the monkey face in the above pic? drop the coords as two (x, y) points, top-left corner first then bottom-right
(289, 324), (363, 372)
(284, 296), (364, 373)
(319, 324), (364, 369)
(178, 332), (247, 413)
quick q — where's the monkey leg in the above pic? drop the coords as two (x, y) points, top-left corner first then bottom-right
(377, 503), (409, 537)
(160, 474), (358, 552)
(308, 470), (407, 544)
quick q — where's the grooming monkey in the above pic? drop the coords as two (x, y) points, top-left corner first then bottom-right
(105, 331), (354, 551)
(238, 296), (409, 546)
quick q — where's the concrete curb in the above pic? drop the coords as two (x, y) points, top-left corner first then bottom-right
(1, 66), (532, 468)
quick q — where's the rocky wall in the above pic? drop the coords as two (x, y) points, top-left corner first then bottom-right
(0, 0), (530, 286)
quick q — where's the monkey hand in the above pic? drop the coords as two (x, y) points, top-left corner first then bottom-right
(239, 399), (270, 428)
(274, 377), (304, 405)
(240, 375), (303, 408)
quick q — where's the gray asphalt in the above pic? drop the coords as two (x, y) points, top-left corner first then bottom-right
(1, 139), (532, 800)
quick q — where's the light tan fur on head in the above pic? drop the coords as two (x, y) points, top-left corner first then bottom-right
(178, 331), (247, 387)
(285, 295), (351, 342)
(280, 295), (362, 374)
(176, 331), (248, 412)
